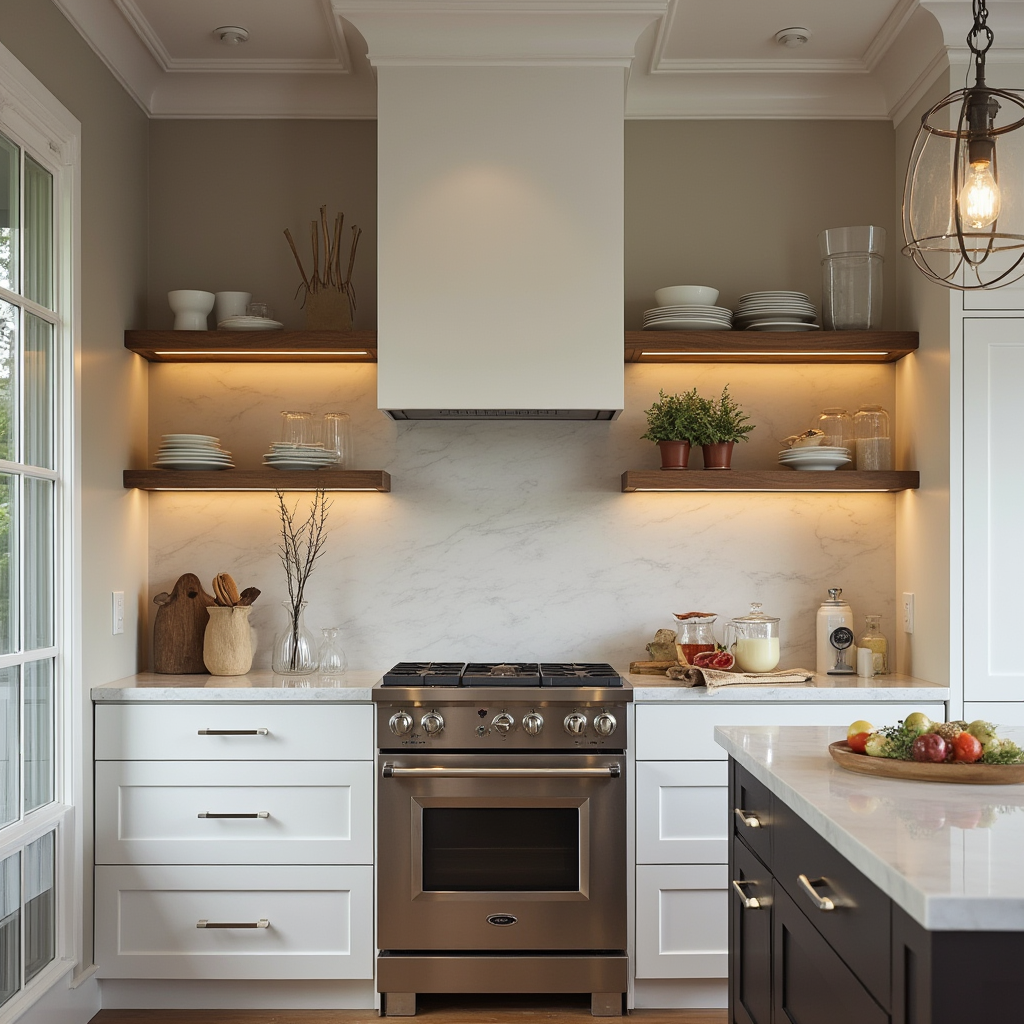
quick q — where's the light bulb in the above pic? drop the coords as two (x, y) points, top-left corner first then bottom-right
(958, 159), (1002, 229)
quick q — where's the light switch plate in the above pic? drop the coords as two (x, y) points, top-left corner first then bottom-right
(901, 592), (915, 634)
(112, 591), (124, 635)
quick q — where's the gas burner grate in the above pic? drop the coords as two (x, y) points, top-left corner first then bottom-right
(461, 662), (541, 686)
(539, 663), (624, 687)
(382, 662), (466, 687)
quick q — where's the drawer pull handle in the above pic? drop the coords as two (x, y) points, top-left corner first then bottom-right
(197, 919), (270, 929)
(731, 879), (762, 910)
(198, 812), (270, 819)
(797, 874), (836, 912)
(197, 728), (269, 736)
(734, 807), (762, 829)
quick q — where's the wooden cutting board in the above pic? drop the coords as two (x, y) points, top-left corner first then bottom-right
(153, 573), (217, 674)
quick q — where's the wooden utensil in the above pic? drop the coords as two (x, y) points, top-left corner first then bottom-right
(153, 573), (217, 673)
(213, 572), (241, 606)
(238, 587), (261, 606)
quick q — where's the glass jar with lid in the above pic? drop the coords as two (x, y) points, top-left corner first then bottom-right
(816, 408), (855, 463)
(857, 614), (889, 674)
(853, 404), (892, 471)
(725, 603), (781, 673)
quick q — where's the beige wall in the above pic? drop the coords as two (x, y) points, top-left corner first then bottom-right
(894, 73), (954, 691)
(625, 120), (899, 327)
(146, 120), (377, 330)
(0, 0), (150, 982)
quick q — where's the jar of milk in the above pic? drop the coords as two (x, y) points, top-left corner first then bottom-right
(725, 603), (781, 673)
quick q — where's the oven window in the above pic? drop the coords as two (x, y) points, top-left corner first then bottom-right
(422, 808), (579, 891)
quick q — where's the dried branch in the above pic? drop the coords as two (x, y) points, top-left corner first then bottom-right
(283, 206), (361, 316)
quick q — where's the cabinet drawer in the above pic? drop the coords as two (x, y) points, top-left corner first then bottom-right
(636, 761), (729, 864)
(636, 703), (941, 761)
(95, 760), (373, 865)
(635, 864), (728, 979)
(95, 703), (373, 761)
(773, 797), (890, 1010)
(732, 761), (772, 867)
(773, 882), (887, 1024)
(94, 864), (373, 979)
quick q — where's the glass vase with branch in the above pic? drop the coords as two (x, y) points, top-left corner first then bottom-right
(272, 487), (332, 674)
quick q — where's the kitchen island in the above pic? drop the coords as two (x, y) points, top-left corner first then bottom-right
(716, 724), (1024, 1024)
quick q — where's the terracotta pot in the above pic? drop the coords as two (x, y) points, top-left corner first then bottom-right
(701, 441), (735, 470)
(657, 439), (691, 470)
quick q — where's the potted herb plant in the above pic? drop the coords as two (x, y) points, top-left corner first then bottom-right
(641, 388), (700, 469)
(693, 385), (755, 469)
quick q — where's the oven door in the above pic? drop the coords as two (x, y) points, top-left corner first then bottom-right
(377, 752), (626, 951)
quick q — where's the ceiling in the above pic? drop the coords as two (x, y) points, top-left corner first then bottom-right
(50, 0), (962, 122)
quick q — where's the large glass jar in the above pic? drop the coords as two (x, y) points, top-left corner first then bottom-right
(815, 407), (855, 456)
(725, 603), (781, 672)
(857, 614), (889, 674)
(819, 225), (885, 330)
(853, 404), (892, 470)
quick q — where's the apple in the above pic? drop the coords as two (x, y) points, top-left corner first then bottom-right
(864, 734), (890, 757)
(912, 733), (948, 763)
(847, 720), (874, 741)
(903, 712), (932, 734)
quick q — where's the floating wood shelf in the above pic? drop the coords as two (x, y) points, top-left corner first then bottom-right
(624, 331), (918, 364)
(621, 470), (919, 493)
(124, 330), (378, 363)
(124, 469), (391, 492)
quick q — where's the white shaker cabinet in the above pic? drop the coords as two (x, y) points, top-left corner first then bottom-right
(633, 700), (945, 984)
(963, 317), (1024, 718)
(93, 702), (375, 981)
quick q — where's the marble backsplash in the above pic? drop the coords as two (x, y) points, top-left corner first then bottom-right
(146, 360), (899, 672)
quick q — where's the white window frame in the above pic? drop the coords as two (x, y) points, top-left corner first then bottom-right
(0, 38), (81, 1024)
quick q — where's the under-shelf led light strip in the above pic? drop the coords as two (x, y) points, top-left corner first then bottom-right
(154, 350), (371, 358)
(640, 351), (891, 358)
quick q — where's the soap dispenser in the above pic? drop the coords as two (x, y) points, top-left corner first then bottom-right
(816, 588), (854, 676)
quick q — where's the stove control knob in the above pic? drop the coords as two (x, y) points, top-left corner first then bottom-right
(564, 712), (588, 736)
(388, 712), (414, 737)
(522, 713), (544, 736)
(492, 712), (516, 735)
(420, 712), (445, 737)
(593, 712), (617, 737)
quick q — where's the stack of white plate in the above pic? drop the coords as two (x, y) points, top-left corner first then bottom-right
(642, 305), (733, 331)
(218, 315), (285, 331)
(263, 443), (339, 471)
(154, 434), (234, 471)
(777, 446), (851, 471)
(734, 292), (819, 332)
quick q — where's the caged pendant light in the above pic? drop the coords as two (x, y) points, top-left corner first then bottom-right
(903, 0), (1024, 289)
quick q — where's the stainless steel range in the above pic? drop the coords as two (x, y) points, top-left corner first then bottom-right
(373, 662), (632, 1017)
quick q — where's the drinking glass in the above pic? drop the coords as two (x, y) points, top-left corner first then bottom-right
(280, 410), (312, 446)
(321, 412), (352, 467)
(247, 302), (271, 319)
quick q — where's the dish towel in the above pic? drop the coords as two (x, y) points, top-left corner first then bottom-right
(664, 665), (814, 693)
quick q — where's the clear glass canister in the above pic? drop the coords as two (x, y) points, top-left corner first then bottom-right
(672, 612), (717, 666)
(857, 614), (889, 674)
(815, 407), (855, 456)
(818, 225), (885, 331)
(725, 603), (780, 673)
(853, 404), (892, 470)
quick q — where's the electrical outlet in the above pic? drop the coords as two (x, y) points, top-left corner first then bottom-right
(112, 591), (125, 635)
(901, 592), (915, 634)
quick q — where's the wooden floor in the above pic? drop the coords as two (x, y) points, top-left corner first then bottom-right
(90, 996), (727, 1024)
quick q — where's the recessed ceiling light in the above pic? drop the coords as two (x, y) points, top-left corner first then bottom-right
(215, 26), (250, 46)
(775, 27), (812, 48)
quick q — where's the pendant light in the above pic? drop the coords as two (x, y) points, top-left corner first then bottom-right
(902, 0), (1024, 290)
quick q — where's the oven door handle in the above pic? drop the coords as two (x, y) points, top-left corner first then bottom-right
(381, 763), (621, 779)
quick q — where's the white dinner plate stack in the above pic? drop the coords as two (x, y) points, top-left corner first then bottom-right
(154, 434), (234, 471)
(777, 446), (851, 471)
(217, 315), (285, 331)
(734, 292), (819, 332)
(642, 305), (733, 331)
(263, 443), (339, 471)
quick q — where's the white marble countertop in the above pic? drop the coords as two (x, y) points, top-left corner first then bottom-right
(91, 670), (380, 701)
(630, 671), (949, 703)
(715, 724), (1024, 931)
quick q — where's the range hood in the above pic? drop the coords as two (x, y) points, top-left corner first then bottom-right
(333, 0), (665, 420)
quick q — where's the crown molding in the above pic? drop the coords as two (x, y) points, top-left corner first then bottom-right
(650, 57), (868, 74)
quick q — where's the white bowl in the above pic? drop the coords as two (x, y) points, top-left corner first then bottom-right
(655, 285), (720, 307)
(168, 289), (215, 331)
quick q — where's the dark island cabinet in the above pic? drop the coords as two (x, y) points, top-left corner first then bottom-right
(730, 757), (1024, 1024)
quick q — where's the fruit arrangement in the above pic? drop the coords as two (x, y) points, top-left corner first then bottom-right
(845, 715), (1024, 765)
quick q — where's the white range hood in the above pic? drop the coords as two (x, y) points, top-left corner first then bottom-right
(334, 0), (665, 420)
